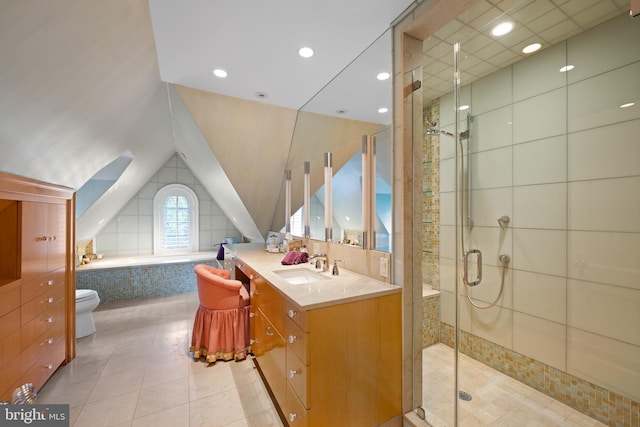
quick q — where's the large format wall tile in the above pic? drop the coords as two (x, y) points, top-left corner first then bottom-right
(513, 42), (567, 102)
(512, 229), (567, 277)
(469, 187), (512, 228)
(568, 279), (640, 346)
(514, 87), (567, 143)
(567, 13), (640, 84)
(513, 312), (566, 371)
(513, 270), (566, 324)
(568, 62), (640, 133)
(513, 183), (567, 230)
(568, 327), (640, 402)
(513, 135), (567, 186)
(568, 230), (640, 290)
(472, 105), (513, 152)
(471, 67), (512, 115)
(568, 176), (640, 232)
(568, 119), (640, 181)
(471, 146), (512, 190)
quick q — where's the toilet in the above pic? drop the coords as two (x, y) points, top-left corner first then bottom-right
(75, 289), (100, 338)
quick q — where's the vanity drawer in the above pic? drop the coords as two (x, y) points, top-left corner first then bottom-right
(285, 383), (308, 426)
(285, 302), (306, 332)
(286, 348), (308, 409)
(286, 316), (308, 364)
(255, 277), (286, 333)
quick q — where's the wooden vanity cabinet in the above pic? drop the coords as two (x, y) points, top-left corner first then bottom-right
(241, 265), (402, 427)
(0, 173), (75, 401)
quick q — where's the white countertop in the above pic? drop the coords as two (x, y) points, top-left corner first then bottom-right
(228, 243), (400, 310)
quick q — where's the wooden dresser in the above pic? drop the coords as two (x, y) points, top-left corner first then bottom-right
(0, 172), (76, 401)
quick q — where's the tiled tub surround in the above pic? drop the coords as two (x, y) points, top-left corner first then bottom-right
(422, 286), (439, 348)
(76, 253), (219, 303)
(94, 153), (242, 258)
(422, 14), (640, 427)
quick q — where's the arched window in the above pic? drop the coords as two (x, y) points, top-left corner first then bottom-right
(153, 184), (199, 254)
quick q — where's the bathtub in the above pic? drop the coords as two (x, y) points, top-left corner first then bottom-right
(76, 252), (222, 303)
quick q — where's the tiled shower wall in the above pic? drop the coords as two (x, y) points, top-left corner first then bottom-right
(430, 13), (639, 426)
(95, 153), (242, 257)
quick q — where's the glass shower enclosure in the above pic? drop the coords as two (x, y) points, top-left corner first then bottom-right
(415, 0), (639, 426)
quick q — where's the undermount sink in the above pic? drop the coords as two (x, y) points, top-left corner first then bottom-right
(273, 268), (331, 285)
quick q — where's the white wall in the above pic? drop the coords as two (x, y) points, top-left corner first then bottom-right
(438, 14), (640, 401)
(95, 154), (242, 257)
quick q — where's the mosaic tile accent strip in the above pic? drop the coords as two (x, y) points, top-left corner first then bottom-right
(76, 260), (217, 303)
(422, 100), (440, 290)
(422, 294), (439, 348)
(439, 323), (639, 427)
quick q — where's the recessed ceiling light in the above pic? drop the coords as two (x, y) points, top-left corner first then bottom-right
(620, 102), (635, 108)
(213, 68), (228, 78)
(559, 65), (574, 72)
(254, 91), (268, 99)
(378, 107), (389, 113)
(522, 43), (541, 54)
(377, 72), (390, 81)
(491, 22), (514, 37)
(298, 47), (314, 58)
(336, 109), (348, 114)
(459, 105), (469, 111)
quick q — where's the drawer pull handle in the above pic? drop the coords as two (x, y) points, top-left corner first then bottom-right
(288, 309), (297, 318)
(46, 317), (53, 323)
(265, 326), (274, 336)
(289, 413), (297, 422)
(250, 290), (257, 296)
(46, 338), (54, 345)
(47, 297), (54, 303)
(37, 236), (48, 242)
(249, 311), (256, 318)
(45, 364), (53, 369)
(288, 335), (297, 344)
(288, 369), (298, 379)
(250, 339), (257, 345)
(47, 280), (54, 286)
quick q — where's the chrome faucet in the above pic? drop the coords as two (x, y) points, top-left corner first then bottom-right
(309, 253), (328, 272)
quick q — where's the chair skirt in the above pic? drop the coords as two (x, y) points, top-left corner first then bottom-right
(190, 305), (251, 363)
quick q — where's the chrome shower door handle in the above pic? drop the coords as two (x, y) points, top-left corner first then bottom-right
(463, 249), (482, 287)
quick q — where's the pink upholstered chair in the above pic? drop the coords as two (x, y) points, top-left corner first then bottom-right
(190, 264), (251, 363)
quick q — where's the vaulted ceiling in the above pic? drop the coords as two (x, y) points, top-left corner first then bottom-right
(0, 0), (411, 242)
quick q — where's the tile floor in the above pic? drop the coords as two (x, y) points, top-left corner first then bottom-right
(421, 343), (608, 427)
(37, 293), (284, 427)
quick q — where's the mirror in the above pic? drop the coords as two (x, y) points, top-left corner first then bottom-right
(274, 29), (393, 250)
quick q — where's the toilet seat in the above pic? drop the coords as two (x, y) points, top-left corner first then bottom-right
(76, 289), (98, 302)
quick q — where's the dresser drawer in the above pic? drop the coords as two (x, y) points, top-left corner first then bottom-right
(286, 316), (308, 364)
(0, 282), (20, 318)
(286, 348), (308, 409)
(285, 383), (308, 426)
(20, 269), (64, 305)
(21, 282), (65, 326)
(285, 302), (306, 332)
(22, 317), (65, 374)
(21, 298), (65, 347)
(22, 337), (65, 394)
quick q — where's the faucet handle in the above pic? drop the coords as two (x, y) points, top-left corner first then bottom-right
(332, 259), (345, 276)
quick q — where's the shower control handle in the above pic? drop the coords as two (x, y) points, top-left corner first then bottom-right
(463, 249), (482, 287)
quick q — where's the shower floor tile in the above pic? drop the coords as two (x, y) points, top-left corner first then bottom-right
(421, 343), (607, 427)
